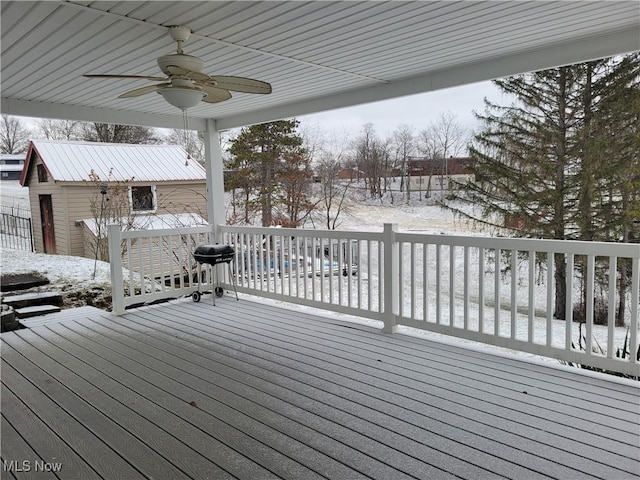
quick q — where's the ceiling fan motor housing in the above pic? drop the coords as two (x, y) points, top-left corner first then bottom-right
(157, 53), (204, 76)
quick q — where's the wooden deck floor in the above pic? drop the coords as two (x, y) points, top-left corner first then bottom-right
(1, 295), (639, 480)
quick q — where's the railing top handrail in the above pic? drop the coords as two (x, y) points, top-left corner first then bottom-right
(220, 224), (383, 241)
(112, 224), (212, 240)
(394, 231), (640, 257)
(110, 222), (639, 258)
(220, 224), (639, 258)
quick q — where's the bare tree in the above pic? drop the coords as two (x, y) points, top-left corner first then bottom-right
(315, 130), (353, 229)
(417, 112), (470, 196)
(431, 111), (468, 158)
(83, 123), (160, 144)
(36, 119), (82, 140)
(391, 124), (416, 201)
(416, 128), (439, 198)
(0, 115), (31, 153)
(165, 129), (205, 163)
(429, 111), (469, 191)
(353, 123), (391, 199)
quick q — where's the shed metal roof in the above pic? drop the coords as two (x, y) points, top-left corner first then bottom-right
(21, 140), (207, 185)
(1, 1), (638, 131)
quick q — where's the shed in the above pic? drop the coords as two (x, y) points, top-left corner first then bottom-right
(20, 140), (208, 257)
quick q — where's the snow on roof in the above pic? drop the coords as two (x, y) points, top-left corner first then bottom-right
(23, 139), (206, 184)
(1, 153), (26, 161)
(0, 164), (25, 172)
(82, 213), (209, 238)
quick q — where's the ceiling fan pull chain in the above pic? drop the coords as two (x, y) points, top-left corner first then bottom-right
(183, 109), (191, 165)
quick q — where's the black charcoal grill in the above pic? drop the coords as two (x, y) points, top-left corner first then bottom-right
(192, 244), (238, 305)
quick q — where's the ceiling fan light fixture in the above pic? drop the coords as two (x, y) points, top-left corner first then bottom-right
(159, 87), (205, 109)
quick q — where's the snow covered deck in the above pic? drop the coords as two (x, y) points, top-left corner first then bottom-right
(2, 296), (639, 479)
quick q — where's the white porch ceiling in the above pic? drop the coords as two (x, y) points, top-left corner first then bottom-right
(1, 1), (639, 131)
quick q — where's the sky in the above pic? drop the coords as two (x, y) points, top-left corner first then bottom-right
(298, 80), (505, 140)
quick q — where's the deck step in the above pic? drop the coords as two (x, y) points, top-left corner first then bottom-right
(2, 291), (63, 309)
(1, 304), (21, 333)
(14, 305), (61, 319)
(0, 273), (49, 292)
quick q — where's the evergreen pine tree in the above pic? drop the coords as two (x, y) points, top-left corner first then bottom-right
(448, 54), (639, 321)
(228, 120), (307, 226)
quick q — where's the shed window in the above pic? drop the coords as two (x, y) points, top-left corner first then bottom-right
(130, 185), (156, 212)
(37, 164), (48, 182)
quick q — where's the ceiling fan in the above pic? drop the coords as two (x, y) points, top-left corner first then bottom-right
(84, 25), (272, 110)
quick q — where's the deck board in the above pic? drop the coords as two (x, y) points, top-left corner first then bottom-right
(2, 296), (639, 480)
(0, 416), (58, 480)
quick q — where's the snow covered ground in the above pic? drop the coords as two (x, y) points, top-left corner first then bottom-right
(0, 181), (30, 210)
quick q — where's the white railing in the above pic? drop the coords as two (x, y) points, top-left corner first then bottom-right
(220, 225), (386, 321)
(108, 224), (214, 313)
(390, 229), (639, 377)
(108, 222), (640, 376)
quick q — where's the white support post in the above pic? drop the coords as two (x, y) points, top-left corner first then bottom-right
(107, 224), (125, 315)
(203, 119), (226, 243)
(382, 223), (399, 334)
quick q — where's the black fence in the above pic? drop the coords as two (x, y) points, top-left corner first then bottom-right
(1, 205), (34, 251)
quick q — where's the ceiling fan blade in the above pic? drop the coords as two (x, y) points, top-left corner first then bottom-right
(200, 84), (232, 103)
(118, 84), (168, 98)
(165, 65), (211, 81)
(84, 74), (167, 82)
(206, 76), (272, 94)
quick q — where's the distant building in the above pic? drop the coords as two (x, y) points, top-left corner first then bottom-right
(1, 153), (26, 180)
(407, 156), (474, 193)
(20, 140), (208, 257)
(336, 168), (363, 181)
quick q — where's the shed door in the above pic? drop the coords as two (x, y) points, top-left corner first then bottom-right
(39, 194), (56, 254)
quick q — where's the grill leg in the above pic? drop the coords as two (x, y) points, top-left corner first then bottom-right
(212, 264), (217, 306)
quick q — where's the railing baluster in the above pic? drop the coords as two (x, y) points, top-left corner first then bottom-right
(126, 238), (133, 299)
(312, 237), (318, 301)
(137, 236), (144, 296)
(528, 250), (535, 343)
(338, 239), (344, 306)
(464, 245), (469, 330)
(368, 240), (372, 311)
(378, 237), (383, 314)
(546, 253), (554, 346)
(566, 253), (574, 350)
(511, 249), (517, 339)
(495, 248), (500, 336)
(399, 242), (404, 318)
(586, 255), (596, 356)
(347, 239), (353, 308)
(436, 244), (442, 324)
(450, 245), (455, 326)
(423, 243), (429, 322)
(411, 242), (416, 320)
(478, 247), (484, 332)
(303, 236), (309, 300)
(607, 256), (616, 359)
(168, 236), (175, 290)
(149, 236), (155, 292)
